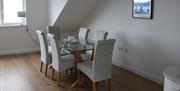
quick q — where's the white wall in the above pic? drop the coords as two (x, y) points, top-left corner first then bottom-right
(0, 0), (48, 55)
(48, 0), (68, 25)
(54, 0), (99, 33)
(83, 0), (180, 84)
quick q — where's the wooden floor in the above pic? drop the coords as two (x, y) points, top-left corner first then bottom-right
(0, 53), (163, 91)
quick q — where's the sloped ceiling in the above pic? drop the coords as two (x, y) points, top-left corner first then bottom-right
(53, 0), (99, 33)
(48, 0), (68, 26)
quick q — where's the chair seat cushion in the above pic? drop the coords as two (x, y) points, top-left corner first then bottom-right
(77, 61), (93, 80)
(86, 50), (93, 54)
(59, 54), (75, 72)
(81, 54), (91, 61)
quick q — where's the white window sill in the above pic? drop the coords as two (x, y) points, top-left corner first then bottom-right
(0, 24), (27, 31)
(0, 24), (27, 28)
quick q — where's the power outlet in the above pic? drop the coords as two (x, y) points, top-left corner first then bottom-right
(118, 47), (124, 51)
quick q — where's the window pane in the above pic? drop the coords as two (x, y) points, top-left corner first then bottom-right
(3, 0), (23, 24)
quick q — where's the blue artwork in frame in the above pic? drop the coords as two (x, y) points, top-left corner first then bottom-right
(132, 0), (153, 19)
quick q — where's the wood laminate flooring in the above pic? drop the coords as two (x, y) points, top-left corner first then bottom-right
(0, 53), (163, 91)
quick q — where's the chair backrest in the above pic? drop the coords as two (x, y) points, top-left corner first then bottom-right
(47, 33), (62, 71)
(36, 30), (51, 64)
(78, 27), (89, 45)
(86, 31), (108, 54)
(47, 26), (60, 40)
(94, 31), (108, 42)
(92, 39), (115, 81)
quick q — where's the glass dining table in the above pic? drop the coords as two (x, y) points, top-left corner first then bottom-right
(60, 43), (94, 62)
(59, 42), (94, 87)
(61, 43), (94, 53)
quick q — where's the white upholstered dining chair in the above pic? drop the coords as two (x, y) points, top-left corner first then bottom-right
(77, 39), (115, 91)
(36, 30), (52, 77)
(77, 27), (92, 61)
(47, 26), (60, 40)
(86, 31), (108, 59)
(78, 27), (89, 45)
(47, 26), (60, 56)
(47, 33), (75, 86)
(94, 31), (108, 42)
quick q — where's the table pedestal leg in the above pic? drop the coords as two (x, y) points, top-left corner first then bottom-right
(71, 51), (87, 87)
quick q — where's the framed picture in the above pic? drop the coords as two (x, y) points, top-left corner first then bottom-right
(132, 0), (153, 19)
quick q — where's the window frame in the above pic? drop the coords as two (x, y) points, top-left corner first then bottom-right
(0, 0), (26, 27)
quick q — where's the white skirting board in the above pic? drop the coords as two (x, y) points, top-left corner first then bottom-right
(112, 58), (164, 85)
(0, 48), (40, 55)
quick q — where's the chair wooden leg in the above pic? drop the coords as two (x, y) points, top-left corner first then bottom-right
(40, 61), (43, 72)
(51, 68), (54, 80)
(57, 72), (60, 86)
(77, 69), (81, 87)
(45, 64), (48, 77)
(107, 79), (111, 91)
(93, 82), (97, 91)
